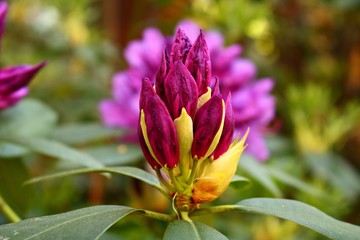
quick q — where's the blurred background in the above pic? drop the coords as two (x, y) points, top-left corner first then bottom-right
(1, 0), (360, 239)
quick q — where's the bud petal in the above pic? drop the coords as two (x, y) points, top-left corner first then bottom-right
(170, 27), (192, 64)
(185, 30), (211, 96)
(192, 95), (225, 159)
(155, 50), (169, 102)
(139, 78), (179, 168)
(192, 130), (248, 203)
(0, 62), (46, 95)
(211, 94), (235, 159)
(211, 76), (220, 96)
(138, 120), (161, 169)
(164, 61), (198, 119)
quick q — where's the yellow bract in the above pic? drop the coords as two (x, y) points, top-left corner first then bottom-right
(174, 108), (194, 177)
(192, 129), (249, 203)
(197, 87), (212, 109)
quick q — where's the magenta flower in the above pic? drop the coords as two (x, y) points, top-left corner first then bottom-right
(100, 20), (275, 160)
(138, 29), (248, 207)
(0, 2), (45, 111)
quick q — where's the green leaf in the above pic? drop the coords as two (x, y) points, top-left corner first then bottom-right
(0, 205), (139, 240)
(0, 99), (57, 137)
(229, 175), (250, 190)
(51, 123), (124, 145)
(266, 166), (329, 199)
(84, 144), (143, 166)
(0, 99), (57, 158)
(233, 198), (360, 240)
(0, 136), (104, 169)
(0, 158), (31, 216)
(26, 166), (168, 198)
(238, 155), (282, 197)
(164, 220), (228, 240)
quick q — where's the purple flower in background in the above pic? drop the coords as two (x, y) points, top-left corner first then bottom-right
(100, 20), (275, 161)
(0, 2), (45, 111)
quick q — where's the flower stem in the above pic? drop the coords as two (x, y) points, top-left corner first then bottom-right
(187, 158), (199, 184)
(0, 194), (21, 222)
(189, 205), (237, 217)
(179, 211), (192, 221)
(169, 169), (185, 192)
(142, 209), (176, 222)
(156, 169), (176, 194)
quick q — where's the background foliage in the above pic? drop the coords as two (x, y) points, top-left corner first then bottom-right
(1, 0), (360, 239)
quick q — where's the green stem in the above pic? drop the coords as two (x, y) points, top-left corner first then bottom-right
(189, 205), (238, 217)
(180, 211), (192, 221)
(142, 209), (176, 222)
(169, 169), (185, 192)
(156, 170), (176, 194)
(0, 194), (21, 222)
(187, 158), (199, 184)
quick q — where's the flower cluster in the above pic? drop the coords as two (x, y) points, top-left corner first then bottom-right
(100, 20), (275, 160)
(0, 2), (45, 111)
(138, 28), (248, 211)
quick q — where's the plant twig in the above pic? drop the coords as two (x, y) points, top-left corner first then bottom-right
(0, 194), (21, 223)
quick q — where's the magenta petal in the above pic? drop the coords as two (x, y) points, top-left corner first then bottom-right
(164, 61), (198, 119)
(0, 62), (46, 95)
(155, 50), (169, 102)
(137, 123), (162, 169)
(99, 100), (138, 128)
(192, 94), (223, 159)
(211, 94), (234, 159)
(0, 87), (28, 110)
(211, 76), (220, 96)
(185, 30), (211, 96)
(125, 28), (164, 72)
(0, 1), (8, 43)
(140, 78), (179, 168)
(170, 27), (192, 64)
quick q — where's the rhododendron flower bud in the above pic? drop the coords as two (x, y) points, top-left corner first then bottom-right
(100, 20), (275, 161)
(138, 28), (248, 212)
(0, 2), (45, 111)
(139, 78), (179, 169)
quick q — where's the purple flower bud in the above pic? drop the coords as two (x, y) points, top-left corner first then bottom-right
(192, 94), (224, 159)
(137, 124), (162, 170)
(164, 61), (198, 119)
(211, 76), (220, 96)
(170, 28), (192, 64)
(185, 30), (211, 96)
(139, 78), (179, 168)
(155, 50), (169, 103)
(0, 62), (46, 110)
(211, 94), (235, 159)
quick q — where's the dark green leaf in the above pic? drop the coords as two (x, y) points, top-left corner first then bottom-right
(26, 166), (168, 198)
(0, 136), (104, 169)
(0, 99), (57, 158)
(164, 220), (228, 240)
(0, 205), (139, 240)
(0, 99), (57, 137)
(266, 167), (329, 199)
(238, 155), (282, 197)
(229, 175), (250, 190)
(51, 123), (124, 145)
(84, 144), (143, 166)
(0, 158), (31, 216)
(233, 198), (360, 240)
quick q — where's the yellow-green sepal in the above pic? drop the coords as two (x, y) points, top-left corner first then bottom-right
(174, 108), (194, 178)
